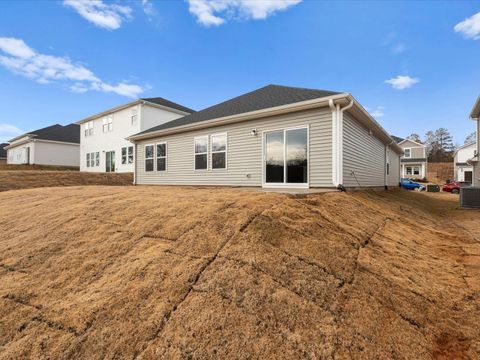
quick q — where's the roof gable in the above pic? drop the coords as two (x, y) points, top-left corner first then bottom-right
(10, 124), (80, 144)
(141, 97), (195, 114)
(398, 139), (425, 148)
(135, 84), (340, 136)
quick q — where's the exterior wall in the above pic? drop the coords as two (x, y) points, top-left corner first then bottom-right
(342, 112), (388, 187)
(454, 142), (476, 182)
(33, 142), (79, 166)
(387, 146), (400, 187)
(80, 104), (187, 173)
(7, 141), (34, 164)
(135, 108), (333, 187)
(399, 139), (426, 158)
(475, 120), (480, 186)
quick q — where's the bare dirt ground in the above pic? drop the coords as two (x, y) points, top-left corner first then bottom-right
(0, 186), (478, 359)
(0, 170), (133, 192)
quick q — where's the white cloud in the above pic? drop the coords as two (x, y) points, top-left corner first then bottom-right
(385, 75), (419, 90)
(367, 106), (385, 118)
(454, 12), (480, 40)
(187, 0), (302, 26)
(142, 0), (157, 19)
(391, 43), (406, 54)
(0, 123), (23, 143)
(0, 37), (146, 98)
(63, 0), (132, 30)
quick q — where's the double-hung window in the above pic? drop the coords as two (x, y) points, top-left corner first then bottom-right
(102, 116), (113, 133)
(95, 152), (100, 167)
(156, 143), (167, 171)
(145, 145), (154, 172)
(194, 136), (208, 170)
(86, 153), (90, 168)
(211, 133), (227, 169)
(84, 121), (93, 137)
(121, 146), (133, 165)
(404, 148), (411, 158)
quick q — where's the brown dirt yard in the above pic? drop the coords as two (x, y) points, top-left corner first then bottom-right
(0, 170), (133, 192)
(0, 186), (479, 359)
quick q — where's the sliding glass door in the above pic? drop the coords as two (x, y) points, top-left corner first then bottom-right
(264, 127), (308, 187)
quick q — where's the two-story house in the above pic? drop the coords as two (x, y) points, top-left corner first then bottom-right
(469, 97), (480, 186)
(454, 142), (476, 183)
(393, 137), (428, 179)
(77, 97), (194, 173)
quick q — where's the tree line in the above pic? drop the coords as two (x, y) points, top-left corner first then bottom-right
(404, 129), (476, 163)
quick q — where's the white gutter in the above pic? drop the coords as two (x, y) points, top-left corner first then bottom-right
(329, 98), (353, 187)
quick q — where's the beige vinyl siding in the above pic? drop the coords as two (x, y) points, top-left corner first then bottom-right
(342, 112), (386, 187)
(400, 140), (426, 158)
(135, 108), (333, 187)
(387, 146), (400, 187)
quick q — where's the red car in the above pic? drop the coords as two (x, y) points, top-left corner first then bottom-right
(442, 181), (470, 194)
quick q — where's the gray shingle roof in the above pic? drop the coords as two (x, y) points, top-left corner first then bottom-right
(0, 143), (7, 158)
(26, 123), (80, 144)
(391, 135), (404, 144)
(136, 85), (340, 136)
(141, 97), (195, 114)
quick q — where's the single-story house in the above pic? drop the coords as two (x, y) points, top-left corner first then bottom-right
(469, 97), (480, 186)
(5, 124), (80, 167)
(394, 137), (428, 179)
(128, 85), (402, 189)
(77, 97), (194, 173)
(0, 143), (8, 164)
(454, 142), (476, 183)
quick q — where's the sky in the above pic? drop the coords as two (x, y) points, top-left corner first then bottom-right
(1, 0), (480, 145)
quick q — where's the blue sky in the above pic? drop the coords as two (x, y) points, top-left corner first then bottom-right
(0, 0), (480, 144)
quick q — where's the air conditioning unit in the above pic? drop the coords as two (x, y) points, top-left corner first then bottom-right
(460, 187), (480, 208)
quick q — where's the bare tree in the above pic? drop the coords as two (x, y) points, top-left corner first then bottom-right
(406, 133), (422, 143)
(465, 131), (476, 145)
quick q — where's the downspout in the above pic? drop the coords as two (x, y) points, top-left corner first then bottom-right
(385, 140), (395, 190)
(329, 98), (353, 188)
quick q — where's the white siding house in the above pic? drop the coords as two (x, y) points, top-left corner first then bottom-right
(454, 142), (476, 183)
(469, 97), (480, 186)
(77, 98), (194, 173)
(5, 124), (80, 167)
(129, 85), (402, 189)
(396, 139), (428, 179)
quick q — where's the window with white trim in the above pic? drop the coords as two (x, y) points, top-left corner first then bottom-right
(131, 114), (138, 126)
(102, 115), (113, 133)
(404, 148), (411, 158)
(211, 133), (227, 169)
(194, 136), (208, 170)
(145, 145), (154, 172)
(405, 166), (420, 175)
(84, 121), (94, 137)
(156, 143), (166, 171)
(86, 152), (99, 167)
(86, 153), (90, 168)
(121, 146), (134, 165)
(95, 152), (100, 167)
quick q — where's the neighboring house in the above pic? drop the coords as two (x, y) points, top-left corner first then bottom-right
(128, 85), (402, 189)
(0, 143), (8, 164)
(395, 137), (428, 179)
(454, 142), (476, 183)
(469, 97), (480, 186)
(77, 98), (194, 173)
(5, 124), (80, 167)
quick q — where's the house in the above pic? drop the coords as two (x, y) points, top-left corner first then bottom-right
(77, 98), (194, 173)
(0, 143), (8, 164)
(469, 97), (480, 186)
(128, 85), (402, 189)
(394, 137), (428, 179)
(5, 124), (80, 167)
(454, 142), (476, 183)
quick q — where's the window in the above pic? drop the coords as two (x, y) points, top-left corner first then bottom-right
(131, 114), (138, 126)
(122, 146), (134, 165)
(95, 152), (100, 167)
(404, 148), (411, 158)
(84, 121), (94, 137)
(102, 116), (113, 133)
(194, 136), (208, 170)
(86, 152), (98, 167)
(86, 153), (90, 168)
(413, 166), (420, 175)
(156, 143), (166, 171)
(211, 133), (227, 169)
(145, 145), (154, 172)
(405, 166), (420, 176)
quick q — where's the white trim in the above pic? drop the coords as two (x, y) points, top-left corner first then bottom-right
(210, 132), (228, 171)
(397, 139), (426, 148)
(262, 125), (309, 188)
(144, 143), (155, 172)
(155, 142), (167, 172)
(194, 135), (208, 171)
(403, 148), (412, 158)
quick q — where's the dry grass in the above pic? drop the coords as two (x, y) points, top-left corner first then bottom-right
(0, 186), (478, 359)
(0, 171), (133, 192)
(0, 164), (79, 171)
